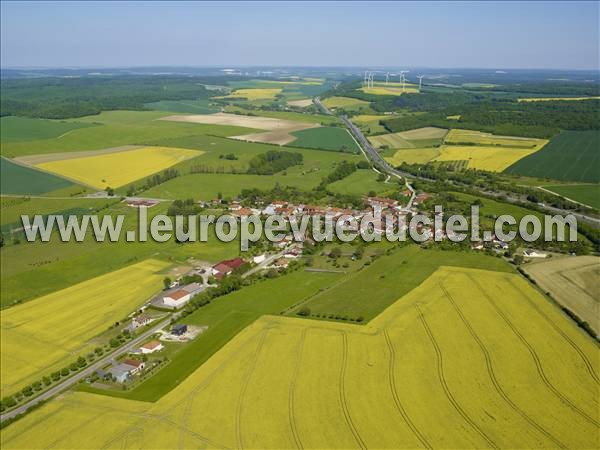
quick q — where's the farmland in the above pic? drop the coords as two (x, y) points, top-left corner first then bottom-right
(542, 184), (600, 209)
(288, 245), (513, 321)
(359, 84), (419, 96)
(379, 128), (548, 172)
(0, 111), (250, 158)
(0, 116), (96, 142)
(505, 131), (600, 182)
(518, 96), (600, 102)
(322, 96), (370, 110)
(0, 259), (169, 397)
(433, 145), (543, 172)
(161, 112), (320, 145)
(385, 147), (441, 165)
(2, 266), (598, 449)
(327, 169), (390, 196)
(369, 127), (448, 149)
(290, 127), (361, 153)
(144, 99), (220, 114)
(35, 146), (202, 189)
(1, 157), (74, 195)
(524, 256), (599, 334)
(215, 88), (282, 100)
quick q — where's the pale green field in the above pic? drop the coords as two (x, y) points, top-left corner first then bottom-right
(2, 267), (598, 449)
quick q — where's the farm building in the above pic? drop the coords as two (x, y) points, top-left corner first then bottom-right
(122, 359), (145, 374)
(108, 363), (137, 383)
(212, 258), (246, 279)
(172, 324), (188, 336)
(140, 340), (164, 354)
(162, 282), (204, 308)
(125, 199), (159, 208)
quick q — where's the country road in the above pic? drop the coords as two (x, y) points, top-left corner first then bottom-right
(0, 315), (174, 422)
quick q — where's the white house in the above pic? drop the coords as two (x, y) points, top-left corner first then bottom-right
(523, 249), (548, 258)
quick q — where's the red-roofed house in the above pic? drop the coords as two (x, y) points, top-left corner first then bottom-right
(211, 258), (246, 279)
(122, 359), (145, 374)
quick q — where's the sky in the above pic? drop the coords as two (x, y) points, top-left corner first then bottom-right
(1, 1), (598, 70)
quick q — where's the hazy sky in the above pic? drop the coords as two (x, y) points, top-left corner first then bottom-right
(1, 1), (598, 69)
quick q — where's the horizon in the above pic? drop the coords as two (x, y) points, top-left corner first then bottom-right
(1, 1), (598, 70)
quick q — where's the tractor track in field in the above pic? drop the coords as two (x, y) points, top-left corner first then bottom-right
(236, 329), (269, 450)
(288, 329), (307, 450)
(176, 327), (267, 449)
(383, 329), (432, 449)
(338, 331), (367, 450)
(510, 279), (600, 385)
(440, 282), (567, 449)
(476, 279), (600, 428)
(416, 305), (499, 449)
(58, 395), (228, 450)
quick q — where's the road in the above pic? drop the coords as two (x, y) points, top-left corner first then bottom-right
(317, 100), (599, 226)
(1, 250), (292, 423)
(0, 315), (174, 422)
(241, 247), (291, 278)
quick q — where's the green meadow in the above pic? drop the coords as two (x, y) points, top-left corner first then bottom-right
(288, 245), (513, 320)
(327, 169), (391, 196)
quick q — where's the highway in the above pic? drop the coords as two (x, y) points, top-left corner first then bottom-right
(316, 97), (599, 226)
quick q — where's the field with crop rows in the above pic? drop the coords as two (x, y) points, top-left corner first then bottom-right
(290, 127), (361, 153)
(505, 131), (600, 182)
(542, 184), (600, 209)
(2, 266), (598, 449)
(0, 116), (97, 142)
(524, 255), (600, 334)
(0, 259), (169, 397)
(0, 157), (74, 195)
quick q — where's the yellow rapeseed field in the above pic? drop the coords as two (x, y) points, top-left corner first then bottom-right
(216, 88), (282, 100)
(36, 146), (201, 189)
(433, 145), (544, 171)
(0, 259), (168, 397)
(359, 84), (419, 96)
(3, 267), (598, 449)
(383, 129), (549, 171)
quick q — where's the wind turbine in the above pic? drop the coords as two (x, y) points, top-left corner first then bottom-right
(417, 75), (424, 90)
(385, 72), (390, 85)
(363, 71), (368, 87)
(398, 71), (408, 92)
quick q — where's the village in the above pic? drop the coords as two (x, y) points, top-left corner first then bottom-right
(94, 191), (545, 389)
